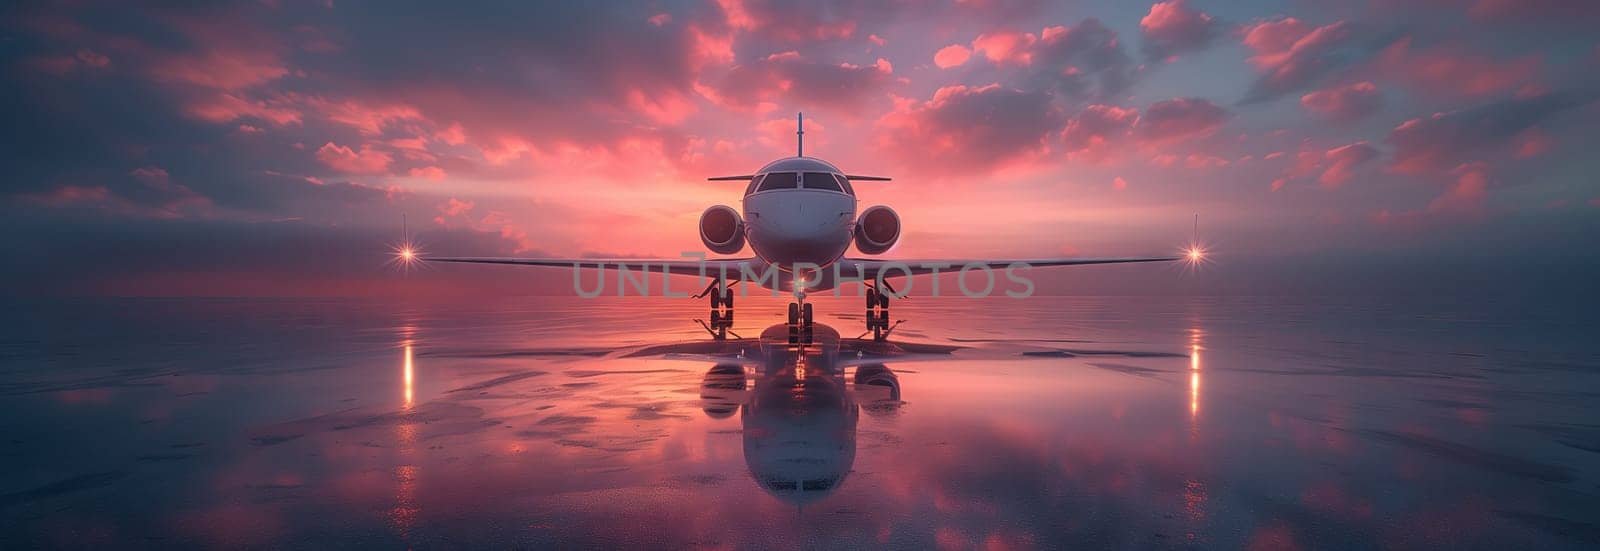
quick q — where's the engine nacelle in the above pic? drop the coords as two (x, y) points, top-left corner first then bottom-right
(853, 205), (900, 255)
(699, 205), (746, 254)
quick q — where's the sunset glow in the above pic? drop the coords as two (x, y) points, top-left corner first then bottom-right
(1, 1), (1592, 298)
(6, 3), (1598, 548)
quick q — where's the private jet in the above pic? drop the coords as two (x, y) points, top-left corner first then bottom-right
(420, 114), (1195, 339)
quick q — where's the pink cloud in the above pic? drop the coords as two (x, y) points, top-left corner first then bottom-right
(1428, 162), (1492, 214)
(1319, 142), (1379, 188)
(130, 166), (171, 185)
(934, 44), (972, 69)
(874, 84), (1064, 176)
(1062, 104), (1139, 162)
(439, 197), (474, 217)
(146, 49), (288, 91)
(184, 93), (302, 126)
(714, 0), (857, 42)
(1185, 154), (1231, 169)
(704, 51), (895, 111)
(972, 31), (1037, 64)
(1140, 0), (1219, 60)
(1300, 82), (1381, 122)
(626, 88), (696, 124)
(409, 166), (447, 180)
(1134, 97), (1229, 144)
(1384, 95), (1577, 175)
(1240, 18), (1355, 100)
(24, 169), (212, 219)
(1241, 17), (1310, 56)
(315, 142), (393, 174)
(1513, 129), (1552, 159)
(1271, 141), (1379, 190)
(435, 123), (466, 146)
(1377, 38), (1539, 99)
(306, 97), (424, 135)
(1112, 176), (1128, 190)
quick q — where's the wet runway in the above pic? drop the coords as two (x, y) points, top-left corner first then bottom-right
(1, 296), (1597, 548)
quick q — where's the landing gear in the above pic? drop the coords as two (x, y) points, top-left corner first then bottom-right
(786, 288), (815, 344)
(866, 285), (892, 341)
(706, 280), (734, 340)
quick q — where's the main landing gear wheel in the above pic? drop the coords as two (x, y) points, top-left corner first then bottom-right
(707, 281), (733, 340)
(866, 286), (891, 341)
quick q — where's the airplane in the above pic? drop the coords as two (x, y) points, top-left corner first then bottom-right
(416, 113), (1199, 339)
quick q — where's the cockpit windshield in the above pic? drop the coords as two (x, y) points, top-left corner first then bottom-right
(802, 172), (842, 192)
(743, 166), (856, 196)
(755, 172), (798, 191)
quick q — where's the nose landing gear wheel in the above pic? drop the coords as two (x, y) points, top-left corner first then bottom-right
(787, 302), (800, 326)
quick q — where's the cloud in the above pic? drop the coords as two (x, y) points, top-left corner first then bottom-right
(1062, 104), (1139, 162)
(19, 167), (214, 219)
(1026, 19), (1138, 101)
(183, 93), (303, 126)
(972, 30), (1036, 64)
(1140, 0), (1221, 61)
(1272, 141), (1380, 190)
(1299, 81), (1381, 122)
(316, 142), (394, 175)
(934, 44), (972, 69)
(1319, 142), (1380, 187)
(1376, 38), (1539, 99)
(714, 0), (876, 43)
(1239, 18), (1363, 102)
(961, 19), (1138, 102)
(705, 51), (895, 112)
(409, 166), (447, 180)
(874, 84), (1065, 175)
(1134, 97), (1229, 144)
(439, 197), (475, 217)
(1385, 93), (1586, 174)
(1371, 162), (1496, 226)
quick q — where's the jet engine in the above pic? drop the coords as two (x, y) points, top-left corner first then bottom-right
(700, 205), (746, 254)
(853, 205), (900, 255)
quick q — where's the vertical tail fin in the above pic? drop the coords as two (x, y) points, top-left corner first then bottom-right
(796, 112), (804, 157)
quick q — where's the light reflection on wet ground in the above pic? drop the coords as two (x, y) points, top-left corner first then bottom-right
(1, 296), (1598, 548)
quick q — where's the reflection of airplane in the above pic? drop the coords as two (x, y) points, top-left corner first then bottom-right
(655, 322), (931, 505)
(417, 113), (1196, 336)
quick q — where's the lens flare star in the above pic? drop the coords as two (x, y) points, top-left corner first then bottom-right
(389, 241), (425, 272)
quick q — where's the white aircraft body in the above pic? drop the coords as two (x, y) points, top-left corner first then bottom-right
(425, 114), (1188, 337)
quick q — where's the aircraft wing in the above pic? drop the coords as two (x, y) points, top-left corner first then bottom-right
(838, 256), (1182, 279)
(425, 256), (762, 279)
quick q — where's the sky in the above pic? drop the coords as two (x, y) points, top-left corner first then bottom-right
(1, 0), (1598, 298)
